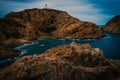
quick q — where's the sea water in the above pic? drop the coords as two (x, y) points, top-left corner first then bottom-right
(0, 33), (120, 67)
(16, 33), (120, 60)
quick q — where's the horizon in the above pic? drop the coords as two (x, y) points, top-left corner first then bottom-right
(0, 0), (120, 25)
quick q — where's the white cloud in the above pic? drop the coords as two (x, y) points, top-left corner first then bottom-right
(1, 0), (112, 24)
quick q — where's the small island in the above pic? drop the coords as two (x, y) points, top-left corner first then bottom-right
(0, 8), (120, 80)
(0, 8), (105, 60)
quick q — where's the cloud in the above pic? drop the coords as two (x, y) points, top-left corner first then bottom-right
(0, 0), (113, 24)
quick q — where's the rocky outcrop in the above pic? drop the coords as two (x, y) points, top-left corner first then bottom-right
(0, 8), (105, 60)
(0, 8), (105, 40)
(0, 18), (36, 40)
(0, 44), (20, 60)
(0, 42), (120, 80)
(0, 18), (36, 60)
(0, 38), (32, 60)
(103, 15), (120, 34)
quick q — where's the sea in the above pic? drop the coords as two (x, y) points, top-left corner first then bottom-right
(15, 33), (120, 60)
(0, 32), (120, 67)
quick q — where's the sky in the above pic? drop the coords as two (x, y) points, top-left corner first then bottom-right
(0, 0), (120, 25)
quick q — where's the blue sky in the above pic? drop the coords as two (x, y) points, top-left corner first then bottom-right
(0, 0), (120, 25)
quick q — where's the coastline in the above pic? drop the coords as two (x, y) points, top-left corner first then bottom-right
(0, 42), (120, 80)
(0, 33), (119, 68)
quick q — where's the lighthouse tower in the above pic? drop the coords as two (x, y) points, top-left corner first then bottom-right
(45, 4), (47, 8)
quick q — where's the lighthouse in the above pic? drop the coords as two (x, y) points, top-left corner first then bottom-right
(45, 4), (47, 8)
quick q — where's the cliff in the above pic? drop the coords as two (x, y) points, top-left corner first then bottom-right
(0, 8), (105, 40)
(0, 42), (120, 80)
(103, 15), (120, 33)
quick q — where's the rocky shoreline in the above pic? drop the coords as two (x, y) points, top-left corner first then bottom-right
(0, 8), (120, 80)
(0, 8), (105, 60)
(0, 42), (120, 80)
(0, 38), (33, 60)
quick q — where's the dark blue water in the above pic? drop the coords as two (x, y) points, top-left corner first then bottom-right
(0, 33), (120, 67)
(15, 33), (120, 59)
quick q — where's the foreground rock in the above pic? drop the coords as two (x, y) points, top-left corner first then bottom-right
(103, 15), (120, 33)
(0, 42), (120, 80)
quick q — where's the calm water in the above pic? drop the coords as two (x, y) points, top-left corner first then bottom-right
(0, 33), (120, 67)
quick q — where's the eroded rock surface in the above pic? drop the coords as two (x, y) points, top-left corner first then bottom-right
(0, 8), (105, 60)
(103, 15), (120, 34)
(0, 42), (119, 80)
(0, 8), (105, 39)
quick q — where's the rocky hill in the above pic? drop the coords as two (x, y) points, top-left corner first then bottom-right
(103, 15), (120, 33)
(0, 42), (120, 80)
(0, 8), (105, 60)
(0, 8), (105, 40)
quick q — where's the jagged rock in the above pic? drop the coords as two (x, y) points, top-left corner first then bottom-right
(0, 42), (119, 80)
(0, 8), (105, 40)
(103, 15), (120, 34)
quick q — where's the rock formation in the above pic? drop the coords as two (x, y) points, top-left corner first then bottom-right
(0, 38), (31, 60)
(0, 8), (105, 40)
(0, 42), (120, 80)
(0, 18), (36, 40)
(103, 15), (120, 33)
(0, 8), (105, 60)
(0, 44), (20, 60)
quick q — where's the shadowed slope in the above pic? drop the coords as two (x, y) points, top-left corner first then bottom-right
(103, 15), (120, 34)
